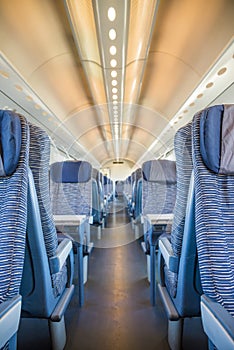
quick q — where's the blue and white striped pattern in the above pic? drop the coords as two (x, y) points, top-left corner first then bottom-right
(50, 161), (92, 216)
(193, 107), (234, 316)
(142, 160), (177, 216)
(29, 124), (67, 297)
(51, 181), (92, 216)
(132, 168), (142, 209)
(171, 123), (193, 256)
(29, 124), (58, 257)
(164, 123), (193, 297)
(0, 112), (29, 303)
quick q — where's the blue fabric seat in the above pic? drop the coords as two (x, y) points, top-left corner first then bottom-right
(0, 110), (28, 350)
(142, 160), (177, 246)
(141, 159), (177, 305)
(134, 178), (142, 222)
(192, 104), (234, 350)
(157, 123), (203, 348)
(131, 168), (142, 220)
(92, 169), (103, 225)
(103, 175), (113, 206)
(50, 160), (93, 306)
(20, 124), (74, 349)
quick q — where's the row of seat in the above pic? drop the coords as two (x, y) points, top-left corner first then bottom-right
(0, 110), (115, 349)
(124, 104), (234, 350)
(0, 110), (76, 350)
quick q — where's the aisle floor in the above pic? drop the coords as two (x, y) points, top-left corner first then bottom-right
(65, 197), (169, 350)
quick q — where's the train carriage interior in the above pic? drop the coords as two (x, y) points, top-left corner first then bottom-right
(0, 0), (234, 349)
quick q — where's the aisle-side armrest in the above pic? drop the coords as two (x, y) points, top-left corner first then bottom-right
(49, 238), (73, 274)
(201, 294), (234, 350)
(158, 237), (179, 273)
(0, 295), (22, 348)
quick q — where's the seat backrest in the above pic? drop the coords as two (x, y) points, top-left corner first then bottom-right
(20, 123), (71, 317)
(171, 122), (193, 258)
(132, 168), (142, 218)
(50, 160), (92, 216)
(0, 110), (29, 348)
(161, 123), (195, 303)
(29, 124), (58, 258)
(92, 178), (102, 224)
(92, 168), (104, 203)
(0, 110), (28, 300)
(135, 178), (142, 220)
(192, 104), (234, 315)
(142, 159), (176, 216)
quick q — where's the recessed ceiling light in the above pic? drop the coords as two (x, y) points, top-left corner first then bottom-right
(35, 104), (40, 110)
(189, 102), (195, 107)
(217, 67), (227, 75)
(206, 82), (214, 88)
(110, 59), (117, 67)
(112, 87), (118, 93)
(110, 45), (117, 55)
(0, 70), (9, 79)
(112, 80), (117, 86)
(112, 95), (118, 100)
(109, 29), (116, 40)
(15, 84), (23, 91)
(113, 101), (118, 104)
(111, 70), (117, 78)
(197, 93), (203, 98)
(108, 7), (116, 21)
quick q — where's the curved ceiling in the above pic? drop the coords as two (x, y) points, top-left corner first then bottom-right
(0, 0), (234, 171)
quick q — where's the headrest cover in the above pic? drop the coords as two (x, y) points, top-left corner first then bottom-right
(0, 110), (22, 176)
(199, 104), (234, 174)
(50, 160), (92, 183)
(142, 159), (176, 184)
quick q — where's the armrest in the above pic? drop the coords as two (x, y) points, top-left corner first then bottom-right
(201, 294), (234, 350)
(49, 238), (73, 274)
(0, 295), (21, 348)
(158, 237), (179, 273)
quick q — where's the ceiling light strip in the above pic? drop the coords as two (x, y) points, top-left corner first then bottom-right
(93, 0), (130, 161)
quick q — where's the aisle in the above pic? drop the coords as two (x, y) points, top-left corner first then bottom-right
(65, 196), (169, 350)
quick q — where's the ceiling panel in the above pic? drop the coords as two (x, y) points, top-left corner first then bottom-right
(0, 0), (233, 170)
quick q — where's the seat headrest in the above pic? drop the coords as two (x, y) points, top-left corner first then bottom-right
(142, 159), (176, 184)
(0, 110), (22, 176)
(50, 160), (92, 183)
(199, 104), (234, 174)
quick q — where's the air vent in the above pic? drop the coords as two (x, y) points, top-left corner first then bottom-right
(113, 161), (124, 164)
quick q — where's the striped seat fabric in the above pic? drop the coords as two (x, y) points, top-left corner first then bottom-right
(131, 168), (142, 219)
(164, 122), (193, 297)
(19, 122), (74, 349)
(142, 159), (177, 217)
(142, 159), (177, 247)
(141, 159), (176, 306)
(50, 160), (92, 217)
(29, 124), (68, 297)
(157, 122), (204, 349)
(0, 110), (29, 350)
(193, 104), (234, 348)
